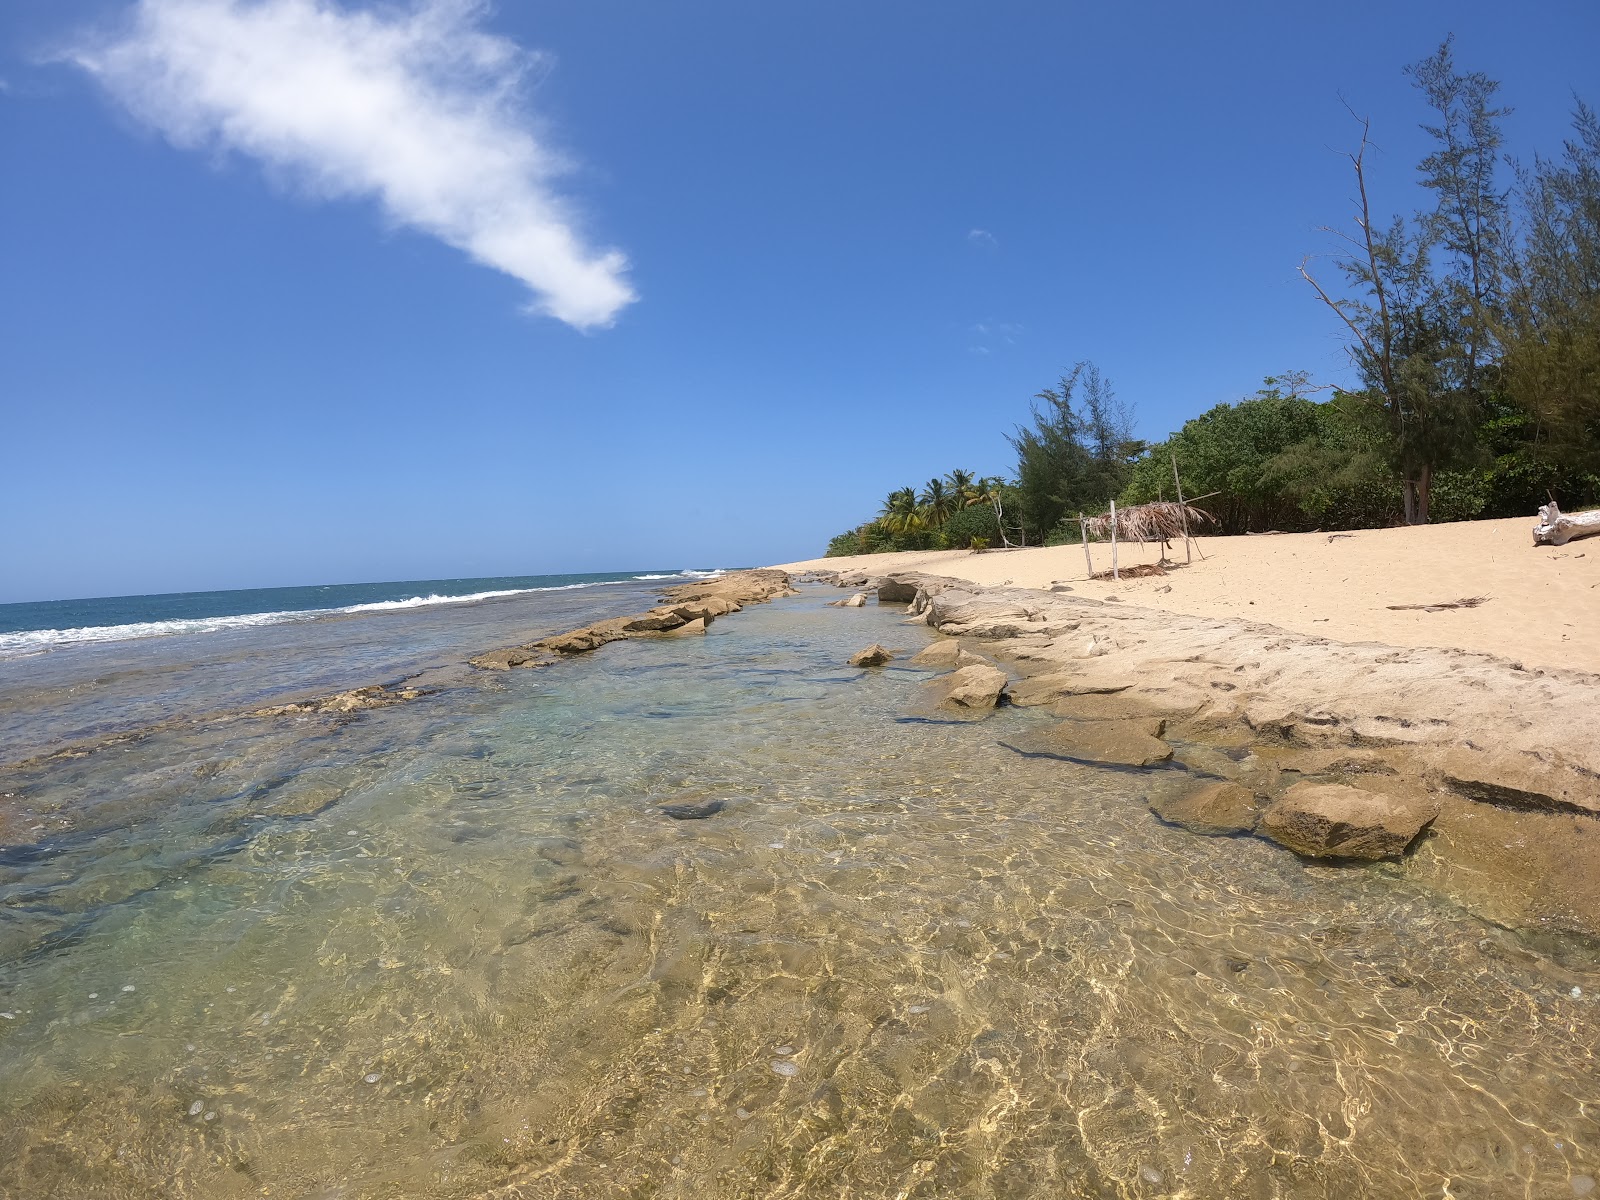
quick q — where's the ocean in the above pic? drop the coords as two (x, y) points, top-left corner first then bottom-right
(0, 577), (1596, 1197)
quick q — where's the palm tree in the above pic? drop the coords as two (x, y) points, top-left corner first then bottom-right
(919, 477), (954, 527)
(944, 468), (979, 509)
(878, 487), (925, 534)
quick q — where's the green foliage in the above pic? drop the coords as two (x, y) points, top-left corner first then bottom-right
(941, 502), (1001, 549)
(1008, 362), (1139, 542)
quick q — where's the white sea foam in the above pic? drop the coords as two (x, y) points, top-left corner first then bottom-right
(0, 579), (643, 658)
(633, 569), (726, 580)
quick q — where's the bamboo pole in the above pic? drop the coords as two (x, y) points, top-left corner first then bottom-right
(1109, 499), (1119, 580)
(1171, 453), (1192, 564)
(1079, 514), (1092, 579)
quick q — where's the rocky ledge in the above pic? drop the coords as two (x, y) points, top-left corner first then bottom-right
(469, 569), (797, 670)
(819, 568), (1600, 952)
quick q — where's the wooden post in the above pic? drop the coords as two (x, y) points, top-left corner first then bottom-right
(1109, 499), (1119, 581)
(1171, 453), (1192, 564)
(1079, 514), (1092, 579)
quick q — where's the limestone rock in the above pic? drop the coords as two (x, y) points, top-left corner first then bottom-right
(849, 644), (895, 667)
(1259, 782), (1439, 860)
(655, 617), (709, 637)
(1150, 782), (1262, 836)
(830, 593), (868, 608)
(910, 640), (984, 669)
(1050, 693), (1188, 722)
(252, 685), (425, 717)
(917, 663), (1008, 715)
(1004, 719), (1174, 768)
(1007, 671), (1132, 707)
(622, 608), (690, 633)
(877, 578), (921, 604)
(469, 648), (553, 671)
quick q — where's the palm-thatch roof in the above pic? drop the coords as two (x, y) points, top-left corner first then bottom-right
(1081, 501), (1214, 544)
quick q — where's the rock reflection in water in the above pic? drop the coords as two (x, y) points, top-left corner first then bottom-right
(0, 591), (1596, 1198)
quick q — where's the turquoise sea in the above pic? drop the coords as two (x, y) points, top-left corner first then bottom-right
(0, 577), (1596, 1198)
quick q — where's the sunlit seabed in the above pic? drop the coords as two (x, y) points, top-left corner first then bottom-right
(0, 591), (1596, 1199)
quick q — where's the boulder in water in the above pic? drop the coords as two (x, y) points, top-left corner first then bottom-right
(1259, 782), (1438, 859)
(848, 644), (895, 667)
(916, 663), (1008, 716)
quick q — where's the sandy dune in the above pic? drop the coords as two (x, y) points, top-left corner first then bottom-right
(777, 515), (1600, 674)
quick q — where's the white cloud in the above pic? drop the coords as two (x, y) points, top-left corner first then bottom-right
(67, 0), (634, 329)
(966, 228), (997, 248)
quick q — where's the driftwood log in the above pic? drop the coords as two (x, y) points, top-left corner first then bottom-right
(1533, 501), (1600, 547)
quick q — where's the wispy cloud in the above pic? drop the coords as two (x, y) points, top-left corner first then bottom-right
(65, 0), (635, 329)
(966, 228), (997, 248)
(967, 318), (1023, 355)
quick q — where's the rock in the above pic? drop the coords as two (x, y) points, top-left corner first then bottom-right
(658, 800), (725, 820)
(468, 648), (553, 671)
(1004, 719), (1174, 768)
(1007, 672), (1132, 707)
(1050, 693), (1187, 722)
(622, 608), (690, 632)
(1151, 782), (1262, 836)
(252, 685), (427, 716)
(671, 596), (740, 620)
(1259, 782), (1439, 860)
(877, 578), (920, 604)
(848, 644), (895, 667)
(538, 617), (634, 655)
(655, 617), (709, 637)
(910, 640), (983, 669)
(917, 664), (1008, 715)
(1425, 746), (1599, 818)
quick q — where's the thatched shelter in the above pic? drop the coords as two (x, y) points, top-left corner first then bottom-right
(1077, 500), (1215, 579)
(1082, 501), (1214, 545)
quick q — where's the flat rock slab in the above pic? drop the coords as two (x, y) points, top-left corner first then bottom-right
(1007, 672), (1133, 707)
(468, 648), (553, 671)
(1051, 693), (1184, 723)
(1151, 782), (1262, 836)
(1004, 718), (1174, 768)
(849, 643), (895, 667)
(1259, 781), (1439, 860)
(909, 640), (986, 669)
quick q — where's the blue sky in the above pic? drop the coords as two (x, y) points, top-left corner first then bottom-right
(2, 0), (1596, 602)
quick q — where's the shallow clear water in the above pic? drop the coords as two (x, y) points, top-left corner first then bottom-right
(1, 589), (1596, 1199)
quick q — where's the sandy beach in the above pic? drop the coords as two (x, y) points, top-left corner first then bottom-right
(778, 514), (1600, 674)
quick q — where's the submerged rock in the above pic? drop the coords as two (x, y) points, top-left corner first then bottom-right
(830, 593), (868, 608)
(1151, 781), (1262, 835)
(251, 685), (426, 716)
(1259, 782), (1439, 860)
(469, 647), (553, 671)
(1004, 719), (1173, 768)
(848, 644), (895, 668)
(658, 800), (726, 820)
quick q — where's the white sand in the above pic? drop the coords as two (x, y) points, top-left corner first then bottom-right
(776, 516), (1600, 674)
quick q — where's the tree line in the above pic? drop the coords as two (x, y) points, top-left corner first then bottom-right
(826, 39), (1598, 555)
